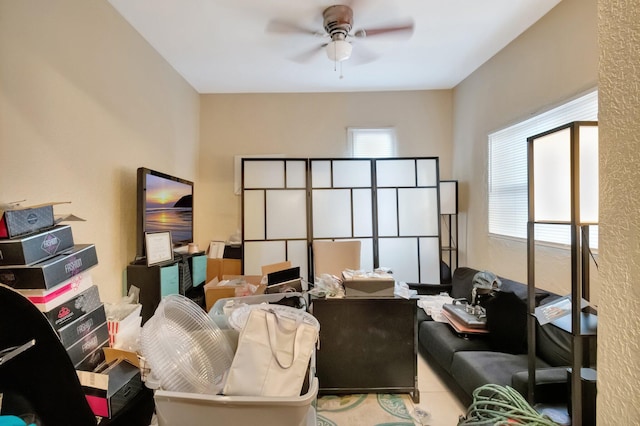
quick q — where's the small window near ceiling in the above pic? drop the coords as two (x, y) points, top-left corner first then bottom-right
(348, 127), (397, 158)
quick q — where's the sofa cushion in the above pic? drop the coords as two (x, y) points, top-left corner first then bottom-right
(499, 276), (550, 303)
(450, 267), (478, 301)
(417, 307), (430, 324)
(536, 323), (573, 367)
(450, 351), (551, 397)
(419, 321), (491, 372)
(450, 267), (551, 304)
(511, 367), (570, 403)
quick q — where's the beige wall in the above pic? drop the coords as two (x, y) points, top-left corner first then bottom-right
(598, 0), (640, 422)
(452, 0), (599, 300)
(196, 91), (453, 244)
(0, 0), (199, 303)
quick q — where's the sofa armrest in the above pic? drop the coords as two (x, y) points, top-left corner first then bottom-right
(511, 367), (569, 403)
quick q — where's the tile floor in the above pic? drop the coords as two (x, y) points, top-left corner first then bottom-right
(403, 354), (469, 426)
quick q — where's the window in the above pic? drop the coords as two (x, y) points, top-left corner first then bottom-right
(488, 90), (598, 247)
(348, 127), (397, 158)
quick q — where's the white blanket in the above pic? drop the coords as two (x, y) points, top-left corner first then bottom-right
(417, 294), (454, 323)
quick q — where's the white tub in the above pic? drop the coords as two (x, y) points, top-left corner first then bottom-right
(153, 377), (318, 426)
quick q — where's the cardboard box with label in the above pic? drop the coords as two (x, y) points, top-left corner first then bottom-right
(342, 270), (395, 298)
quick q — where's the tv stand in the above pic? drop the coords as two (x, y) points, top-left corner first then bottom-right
(126, 252), (207, 324)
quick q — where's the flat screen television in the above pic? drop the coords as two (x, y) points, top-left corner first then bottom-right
(136, 167), (194, 260)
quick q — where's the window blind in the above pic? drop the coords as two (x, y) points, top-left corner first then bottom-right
(349, 128), (397, 158)
(488, 90), (599, 247)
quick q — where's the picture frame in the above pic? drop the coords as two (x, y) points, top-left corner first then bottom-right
(145, 231), (174, 267)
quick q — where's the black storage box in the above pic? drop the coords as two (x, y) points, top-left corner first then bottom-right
(75, 344), (107, 372)
(0, 244), (98, 289)
(58, 303), (107, 347)
(67, 322), (109, 366)
(44, 284), (102, 331)
(0, 225), (74, 266)
(79, 358), (143, 419)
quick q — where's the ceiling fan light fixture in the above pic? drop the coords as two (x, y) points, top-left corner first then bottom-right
(326, 40), (352, 62)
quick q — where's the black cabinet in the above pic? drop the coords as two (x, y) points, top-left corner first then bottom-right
(126, 253), (207, 324)
(311, 297), (419, 402)
(126, 262), (179, 324)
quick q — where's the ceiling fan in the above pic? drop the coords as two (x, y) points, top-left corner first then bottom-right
(266, 4), (414, 65)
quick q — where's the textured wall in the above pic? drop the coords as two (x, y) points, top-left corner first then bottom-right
(598, 0), (640, 423)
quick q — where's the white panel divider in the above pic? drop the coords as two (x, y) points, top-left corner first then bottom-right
(311, 161), (331, 188)
(376, 159), (416, 187)
(286, 161), (307, 188)
(242, 157), (445, 284)
(352, 189), (373, 237)
(419, 237), (442, 283)
(398, 188), (439, 236)
(244, 160), (285, 188)
(379, 238), (419, 283)
(243, 241), (286, 275)
(312, 189), (352, 238)
(243, 190), (265, 240)
(332, 160), (372, 187)
(266, 190), (307, 239)
(417, 159), (439, 187)
(376, 189), (399, 237)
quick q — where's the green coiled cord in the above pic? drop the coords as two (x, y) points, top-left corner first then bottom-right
(458, 384), (560, 426)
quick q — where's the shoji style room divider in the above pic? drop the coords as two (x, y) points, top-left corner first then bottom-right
(241, 157), (444, 285)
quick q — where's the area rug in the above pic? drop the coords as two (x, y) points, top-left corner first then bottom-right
(316, 394), (416, 426)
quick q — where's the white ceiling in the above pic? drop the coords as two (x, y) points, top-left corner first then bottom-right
(107, 0), (561, 94)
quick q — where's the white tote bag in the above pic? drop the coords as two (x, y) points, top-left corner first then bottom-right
(222, 307), (319, 397)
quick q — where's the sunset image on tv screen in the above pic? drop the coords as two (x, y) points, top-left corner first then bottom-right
(145, 174), (193, 243)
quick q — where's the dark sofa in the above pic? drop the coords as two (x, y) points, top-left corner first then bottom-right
(416, 267), (579, 404)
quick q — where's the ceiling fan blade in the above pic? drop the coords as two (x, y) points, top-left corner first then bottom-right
(353, 20), (414, 38)
(289, 44), (327, 64)
(266, 18), (322, 36)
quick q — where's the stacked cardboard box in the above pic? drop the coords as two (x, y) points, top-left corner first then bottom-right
(0, 207), (142, 419)
(0, 220), (108, 372)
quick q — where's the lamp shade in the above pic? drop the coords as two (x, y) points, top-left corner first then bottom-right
(440, 181), (458, 215)
(530, 122), (598, 224)
(326, 40), (352, 62)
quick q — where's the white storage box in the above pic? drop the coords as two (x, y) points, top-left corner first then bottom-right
(152, 292), (317, 426)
